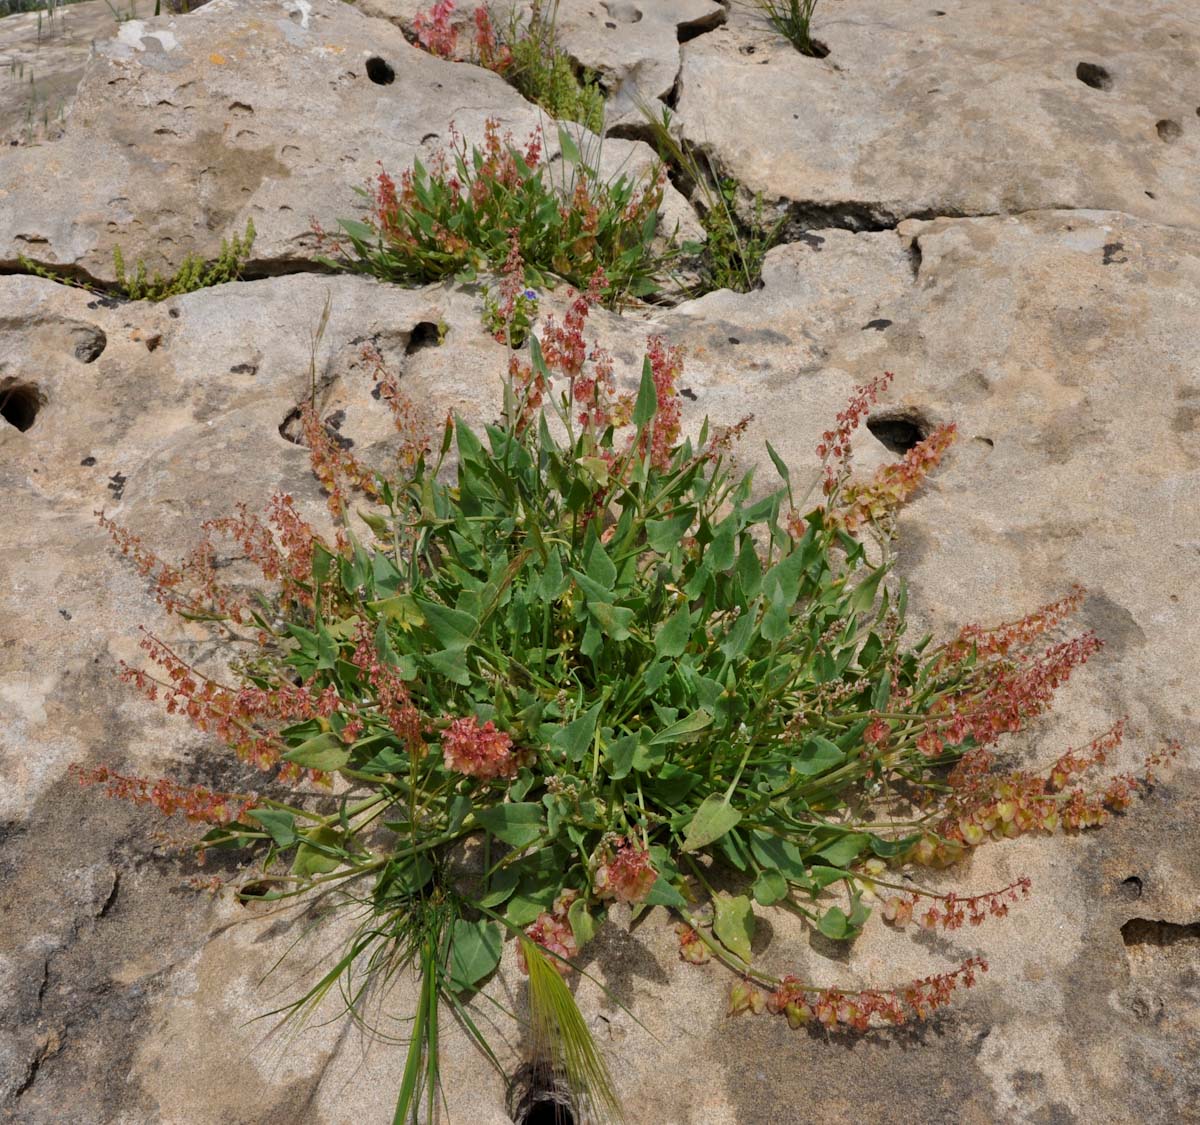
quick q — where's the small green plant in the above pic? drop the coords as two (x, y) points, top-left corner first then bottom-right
(413, 0), (606, 133)
(501, 1), (605, 134)
(113, 218), (256, 301)
(748, 0), (827, 58)
(640, 104), (784, 294)
(18, 219), (257, 301)
(85, 278), (1172, 1121)
(482, 240), (540, 347)
(321, 120), (663, 306)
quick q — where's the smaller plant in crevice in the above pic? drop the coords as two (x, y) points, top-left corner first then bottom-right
(412, 0), (606, 133)
(319, 120), (663, 307)
(744, 0), (828, 58)
(16, 219), (257, 303)
(640, 105), (784, 295)
(113, 218), (256, 301)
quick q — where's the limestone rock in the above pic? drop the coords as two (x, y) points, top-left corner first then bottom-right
(0, 0), (693, 280)
(675, 0), (1200, 229)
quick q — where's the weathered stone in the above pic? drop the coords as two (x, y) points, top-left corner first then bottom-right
(675, 1), (1200, 230)
(3, 0), (1200, 1120)
(3, 206), (1199, 1122)
(0, 0), (694, 279)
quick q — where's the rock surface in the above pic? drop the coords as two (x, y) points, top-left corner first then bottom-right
(676, 0), (1200, 230)
(2, 1), (1199, 1123)
(0, 0), (691, 280)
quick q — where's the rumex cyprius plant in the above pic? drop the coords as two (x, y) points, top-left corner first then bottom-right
(85, 281), (1175, 1120)
(319, 119), (663, 307)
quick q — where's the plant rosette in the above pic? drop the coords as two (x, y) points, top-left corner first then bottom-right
(84, 282), (1174, 1122)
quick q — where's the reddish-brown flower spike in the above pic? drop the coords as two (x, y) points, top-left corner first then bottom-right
(70, 764), (258, 826)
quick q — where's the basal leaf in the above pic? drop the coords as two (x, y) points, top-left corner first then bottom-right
(449, 918), (502, 993)
(713, 892), (755, 962)
(682, 794), (742, 852)
(283, 732), (350, 771)
(475, 803), (545, 848)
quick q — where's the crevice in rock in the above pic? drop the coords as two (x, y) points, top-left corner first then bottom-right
(677, 6), (726, 43)
(908, 233), (923, 281)
(1121, 918), (1200, 947)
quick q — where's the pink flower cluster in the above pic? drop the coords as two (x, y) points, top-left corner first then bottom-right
(881, 877), (1032, 931)
(593, 837), (657, 903)
(441, 715), (518, 779)
(520, 890), (579, 976)
(413, 0), (458, 57)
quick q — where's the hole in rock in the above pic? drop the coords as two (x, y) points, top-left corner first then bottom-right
(1155, 119), (1182, 143)
(866, 408), (931, 454)
(72, 325), (107, 363)
(238, 880), (274, 902)
(602, 0), (642, 23)
(509, 1063), (576, 1125)
(365, 57), (395, 85)
(1145, 190), (1157, 199)
(1121, 918), (1200, 947)
(1075, 61), (1112, 90)
(1121, 875), (1143, 898)
(805, 40), (830, 59)
(406, 321), (443, 354)
(0, 382), (43, 432)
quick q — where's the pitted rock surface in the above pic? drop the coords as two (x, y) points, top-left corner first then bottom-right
(0, 0), (693, 280)
(676, 0), (1200, 230)
(2, 0), (1199, 1122)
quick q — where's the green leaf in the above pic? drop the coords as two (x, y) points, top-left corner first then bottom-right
(583, 538), (617, 592)
(765, 440), (791, 484)
(248, 808), (297, 848)
(644, 872), (687, 908)
(550, 704), (600, 764)
(760, 588), (791, 643)
(291, 827), (343, 878)
(449, 919), (502, 993)
(712, 892), (755, 963)
(479, 865), (519, 908)
(587, 601), (634, 640)
(817, 905), (853, 940)
(604, 733), (638, 780)
(794, 736), (844, 776)
(632, 356), (657, 428)
(649, 709), (712, 746)
(282, 732), (350, 772)
(707, 518), (736, 573)
(871, 669), (891, 711)
(416, 598), (477, 651)
(368, 594), (425, 631)
(567, 897), (598, 949)
(338, 218), (376, 242)
(655, 605), (692, 659)
(752, 869), (789, 906)
(682, 794), (742, 852)
(557, 123), (582, 166)
(646, 512), (694, 553)
(808, 865), (850, 890)
(814, 833), (869, 868)
(817, 894), (870, 941)
(475, 803), (545, 848)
